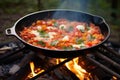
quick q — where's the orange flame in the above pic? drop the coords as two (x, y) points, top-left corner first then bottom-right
(30, 62), (36, 76)
(112, 76), (117, 80)
(27, 61), (44, 79)
(58, 57), (91, 80)
(27, 58), (91, 79)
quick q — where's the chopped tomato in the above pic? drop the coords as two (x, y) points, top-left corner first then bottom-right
(20, 19), (104, 50)
(86, 42), (93, 47)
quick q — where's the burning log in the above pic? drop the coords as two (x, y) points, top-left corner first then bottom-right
(7, 51), (35, 80)
(0, 47), (26, 60)
(27, 57), (75, 80)
(7, 63), (30, 80)
(0, 46), (12, 54)
(9, 51), (34, 75)
(26, 54), (92, 80)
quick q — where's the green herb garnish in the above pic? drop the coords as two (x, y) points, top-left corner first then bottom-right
(86, 24), (90, 31)
(37, 41), (46, 47)
(50, 40), (59, 46)
(37, 30), (49, 38)
(66, 26), (73, 32)
(60, 26), (65, 30)
(62, 46), (73, 50)
(88, 34), (95, 41)
(80, 45), (86, 49)
(53, 22), (58, 27)
(69, 26), (73, 31)
(37, 30), (46, 35)
(76, 38), (84, 44)
(86, 26), (90, 31)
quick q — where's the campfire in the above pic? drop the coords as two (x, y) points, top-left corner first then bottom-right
(26, 57), (91, 80)
(0, 41), (120, 80)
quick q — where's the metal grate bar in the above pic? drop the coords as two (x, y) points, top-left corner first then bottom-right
(101, 44), (120, 58)
(86, 54), (120, 79)
(0, 46), (26, 60)
(29, 57), (75, 80)
(95, 50), (120, 71)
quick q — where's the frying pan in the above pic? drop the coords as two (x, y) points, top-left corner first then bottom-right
(5, 9), (110, 58)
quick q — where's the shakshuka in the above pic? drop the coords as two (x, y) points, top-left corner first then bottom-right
(20, 19), (104, 50)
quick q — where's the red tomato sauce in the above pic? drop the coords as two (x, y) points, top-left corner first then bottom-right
(20, 19), (104, 50)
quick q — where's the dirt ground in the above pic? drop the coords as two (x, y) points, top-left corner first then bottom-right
(0, 13), (23, 43)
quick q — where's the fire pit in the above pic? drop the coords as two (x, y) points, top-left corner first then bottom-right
(1, 9), (120, 80)
(0, 40), (120, 80)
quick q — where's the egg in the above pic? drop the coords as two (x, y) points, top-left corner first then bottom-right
(72, 43), (85, 48)
(62, 36), (69, 41)
(76, 25), (85, 32)
(47, 26), (57, 30)
(30, 30), (39, 36)
(48, 32), (57, 39)
(59, 24), (66, 30)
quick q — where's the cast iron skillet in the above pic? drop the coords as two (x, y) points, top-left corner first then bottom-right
(5, 9), (110, 58)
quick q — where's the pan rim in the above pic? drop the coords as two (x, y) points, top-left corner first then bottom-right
(12, 9), (110, 52)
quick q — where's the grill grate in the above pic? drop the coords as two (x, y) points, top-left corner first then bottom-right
(0, 41), (120, 80)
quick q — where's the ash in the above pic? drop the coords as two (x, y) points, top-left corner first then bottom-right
(0, 41), (25, 79)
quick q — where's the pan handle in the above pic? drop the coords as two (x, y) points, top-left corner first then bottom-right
(5, 27), (16, 36)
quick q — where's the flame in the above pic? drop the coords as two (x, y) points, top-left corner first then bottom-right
(27, 61), (44, 79)
(58, 57), (91, 80)
(27, 58), (91, 79)
(30, 62), (36, 76)
(112, 76), (117, 80)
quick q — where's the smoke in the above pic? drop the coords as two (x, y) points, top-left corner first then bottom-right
(58, 0), (90, 12)
(52, 0), (92, 22)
